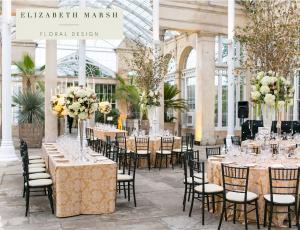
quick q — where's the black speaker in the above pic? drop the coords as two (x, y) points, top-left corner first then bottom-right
(238, 101), (249, 119)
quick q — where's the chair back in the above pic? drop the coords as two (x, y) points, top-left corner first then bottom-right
(268, 167), (300, 203)
(181, 135), (189, 151)
(221, 164), (250, 202)
(188, 159), (206, 190)
(119, 150), (137, 180)
(183, 150), (201, 182)
(160, 137), (174, 152)
(270, 143), (279, 154)
(206, 147), (221, 159)
(231, 136), (241, 146)
(187, 133), (194, 150)
(135, 137), (150, 152)
(116, 135), (127, 150)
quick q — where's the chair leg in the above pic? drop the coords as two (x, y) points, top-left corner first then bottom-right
(233, 203), (237, 224)
(255, 200), (260, 229)
(25, 189), (30, 216)
(188, 190), (195, 217)
(154, 155), (157, 168)
(148, 155), (151, 171)
(263, 201), (267, 227)
(47, 186), (54, 214)
(288, 205), (291, 228)
(123, 182), (127, 198)
(244, 203), (248, 230)
(118, 182), (121, 194)
(218, 200), (226, 230)
(165, 155), (168, 168)
(132, 182), (137, 207)
(206, 195), (210, 212)
(159, 155), (163, 170)
(188, 185), (192, 202)
(212, 194), (215, 213)
(183, 183), (187, 211)
(295, 203), (299, 228)
(268, 204), (273, 230)
(202, 193), (205, 225)
(128, 182), (131, 202)
(171, 154), (174, 170)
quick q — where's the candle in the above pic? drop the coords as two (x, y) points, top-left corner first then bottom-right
(51, 88), (53, 97)
(65, 78), (68, 90)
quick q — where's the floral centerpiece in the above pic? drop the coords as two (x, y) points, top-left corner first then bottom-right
(65, 87), (98, 120)
(50, 94), (67, 117)
(99, 101), (112, 123)
(139, 89), (160, 120)
(250, 71), (294, 128)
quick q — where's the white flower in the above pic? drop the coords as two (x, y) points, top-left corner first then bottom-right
(260, 85), (270, 94)
(78, 112), (88, 120)
(264, 94), (275, 106)
(149, 90), (154, 97)
(251, 85), (257, 91)
(257, 71), (264, 80)
(58, 97), (65, 105)
(261, 76), (271, 86)
(278, 101), (285, 109)
(251, 91), (261, 100)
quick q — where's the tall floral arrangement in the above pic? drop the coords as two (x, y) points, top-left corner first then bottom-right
(99, 101), (112, 114)
(65, 87), (98, 120)
(50, 94), (67, 117)
(250, 71), (294, 109)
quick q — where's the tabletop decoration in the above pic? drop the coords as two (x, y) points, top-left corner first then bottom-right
(65, 86), (98, 158)
(50, 94), (67, 136)
(250, 71), (294, 130)
(99, 101), (112, 123)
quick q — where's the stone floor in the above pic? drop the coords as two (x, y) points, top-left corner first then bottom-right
(0, 148), (289, 230)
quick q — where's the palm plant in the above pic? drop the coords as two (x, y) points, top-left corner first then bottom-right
(13, 90), (44, 124)
(13, 53), (45, 90)
(164, 82), (188, 122)
(115, 75), (140, 119)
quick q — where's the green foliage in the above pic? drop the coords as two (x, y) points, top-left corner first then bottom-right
(95, 108), (120, 125)
(12, 90), (44, 124)
(13, 53), (45, 90)
(115, 75), (140, 119)
(164, 83), (188, 122)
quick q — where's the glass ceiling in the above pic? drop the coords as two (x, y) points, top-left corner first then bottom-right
(59, 0), (153, 43)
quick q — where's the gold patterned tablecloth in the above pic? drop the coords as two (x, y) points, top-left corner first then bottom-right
(92, 127), (127, 140)
(126, 137), (181, 167)
(207, 158), (299, 227)
(42, 143), (117, 218)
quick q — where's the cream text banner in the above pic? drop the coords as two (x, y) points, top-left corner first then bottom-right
(16, 8), (123, 40)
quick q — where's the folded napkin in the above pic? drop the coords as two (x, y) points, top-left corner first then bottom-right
(243, 163), (257, 167)
(270, 164), (284, 168)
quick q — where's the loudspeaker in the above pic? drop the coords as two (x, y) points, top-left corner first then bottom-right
(238, 101), (249, 119)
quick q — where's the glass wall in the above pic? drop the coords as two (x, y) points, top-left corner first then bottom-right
(95, 84), (116, 109)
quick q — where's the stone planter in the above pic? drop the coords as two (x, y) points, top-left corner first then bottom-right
(164, 122), (176, 135)
(19, 123), (44, 148)
(140, 119), (150, 134)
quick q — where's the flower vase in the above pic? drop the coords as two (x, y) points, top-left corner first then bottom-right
(148, 106), (158, 136)
(78, 119), (85, 161)
(261, 104), (275, 131)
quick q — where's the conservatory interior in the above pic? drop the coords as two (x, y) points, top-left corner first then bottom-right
(0, 0), (299, 229)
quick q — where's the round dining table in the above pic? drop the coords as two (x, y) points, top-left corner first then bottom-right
(207, 146), (300, 227)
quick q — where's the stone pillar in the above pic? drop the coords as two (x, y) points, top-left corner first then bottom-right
(195, 33), (216, 144)
(174, 69), (181, 136)
(78, 0), (86, 87)
(45, 40), (58, 143)
(0, 0), (18, 161)
(227, 0), (235, 142)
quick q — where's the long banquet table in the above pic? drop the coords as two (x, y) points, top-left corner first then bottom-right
(207, 148), (300, 227)
(93, 127), (127, 140)
(42, 143), (117, 217)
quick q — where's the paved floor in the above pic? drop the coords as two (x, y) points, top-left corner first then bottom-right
(0, 148), (288, 230)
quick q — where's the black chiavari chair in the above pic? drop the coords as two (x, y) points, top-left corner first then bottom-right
(205, 146), (221, 159)
(155, 137), (174, 170)
(134, 137), (151, 170)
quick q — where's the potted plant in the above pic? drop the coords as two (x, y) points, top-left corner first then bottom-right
(115, 75), (140, 130)
(13, 53), (45, 90)
(13, 90), (44, 148)
(164, 83), (188, 134)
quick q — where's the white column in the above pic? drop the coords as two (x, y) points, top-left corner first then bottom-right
(293, 74), (299, 121)
(226, 0), (235, 142)
(45, 40), (58, 143)
(217, 74), (222, 128)
(0, 0), (18, 161)
(153, 0), (163, 133)
(78, 0), (86, 87)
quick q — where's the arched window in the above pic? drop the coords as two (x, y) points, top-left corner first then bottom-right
(165, 57), (176, 85)
(184, 49), (196, 69)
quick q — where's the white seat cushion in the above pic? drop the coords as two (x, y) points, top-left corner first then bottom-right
(156, 150), (171, 155)
(117, 174), (133, 181)
(28, 167), (46, 174)
(29, 159), (45, 164)
(264, 194), (295, 204)
(28, 179), (52, 187)
(195, 184), (223, 193)
(226, 191), (258, 202)
(136, 150), (149, 155)
(172, 148), (182, 152)
(29, 163), (46, 168)
(29, 173), (51, 180)
(117, 170), (123, 174)
(28, 155), (42, 160)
